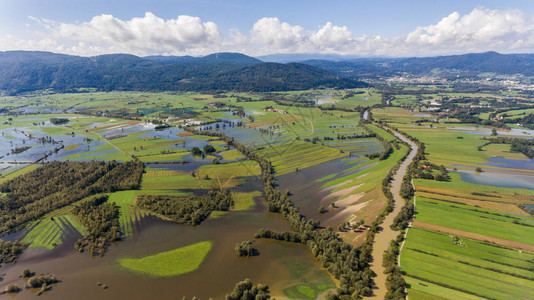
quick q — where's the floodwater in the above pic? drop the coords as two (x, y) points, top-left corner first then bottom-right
(0, 162), (335, 299)
(0, 126), (106, 164)
(277, 156), (373, 227)
(0, 117), (338, 299)
(449, 126), (534, 137)
(313, 95), (336, 105)
(486, 156), (534, 170)
(452, 155), (534, 190)
(457, 169), (534, 190)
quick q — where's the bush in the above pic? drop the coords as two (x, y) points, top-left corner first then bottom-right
(235, 240), (257, 257)
(203, 144), (216, 154)
(191, 147), (202, 156)
(26, 274), (58, 288)
(5, 284), (20, 293)
(22, 268), (31, 277)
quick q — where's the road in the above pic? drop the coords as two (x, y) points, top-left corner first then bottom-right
(367, 130), (418, 299)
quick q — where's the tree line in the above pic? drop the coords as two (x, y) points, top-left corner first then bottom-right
(73, 195), (120, 256)
(136, 188), (234, 226)
(481, 136), (534, 159)
(186, 126), (414, 299)
(0, 160), (143, 234)
(0, 239), (27, 264)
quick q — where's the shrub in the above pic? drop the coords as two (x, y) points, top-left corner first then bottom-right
(22, 268), (31, 277)
(5, 284), (20, 293)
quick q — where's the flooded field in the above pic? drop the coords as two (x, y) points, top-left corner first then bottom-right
(0, 112), (338, 299)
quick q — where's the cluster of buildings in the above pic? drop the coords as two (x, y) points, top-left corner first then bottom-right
(263, 107), (287, 114)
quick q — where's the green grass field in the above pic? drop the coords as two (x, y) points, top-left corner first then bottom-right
(117, 241), (212, 277)
(400, 127), (490, 165)
(232, 191), (261, 211)
(220, 149), (244, 160)
(108, 190), (150, 238)
(0, 164), (40, 184)
(197, 160), (261, 179)
(402, 227), (534, 299)
(21, 215), (87, 249)
(417, 172), (534, 196)
(482, 143), (530, 160)
(414, 197), (534, 245)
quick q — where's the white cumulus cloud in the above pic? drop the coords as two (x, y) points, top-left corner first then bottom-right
(250, 17), (305, 51)
(404, 8), (534, 55)
(54, 12), (222, 55)
(2, 8), (534, 57)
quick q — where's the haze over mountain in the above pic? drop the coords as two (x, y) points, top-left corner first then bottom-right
(0, 51), (365, 95)
(302, 52), (534, 79)
(3, 50), (534, 95)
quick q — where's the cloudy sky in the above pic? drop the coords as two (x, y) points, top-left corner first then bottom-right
(1, 0), (534, 57)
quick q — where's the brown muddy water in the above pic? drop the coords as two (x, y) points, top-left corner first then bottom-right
(277, 156), (374, 227)
(0, 163), (334, 299)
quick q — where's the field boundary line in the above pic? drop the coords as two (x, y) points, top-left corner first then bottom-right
(94, 132), (133, 160)
(412, 221), (534, 252)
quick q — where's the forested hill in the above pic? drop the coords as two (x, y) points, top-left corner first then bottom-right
(302, 52), (534, 78)
(0, 51), (366, 94)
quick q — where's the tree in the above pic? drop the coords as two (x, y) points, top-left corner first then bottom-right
(22, 268), (31, 277)
(203, 144), (216, 154)
(4, 284), (19, 293)
(191, 147), (202, 156)
(235, 240), (257, 257)
(491, 128), (498, 136)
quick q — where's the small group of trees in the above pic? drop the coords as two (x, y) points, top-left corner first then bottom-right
(224, 278), (270, 300)
(191, 144), (218, 157)
(73, 195), (120, 256)
(414, 161), (448, 181)
(338, 219), (365, 232)
(2, 270), (59, 295)
(49, 117), (69, 125)
(235, 240), (257, 257)
(10, 146), (31, 155)
(255, 229), (302, 243)
(136, 188), (234, 226)
(0, 239), (27, 264)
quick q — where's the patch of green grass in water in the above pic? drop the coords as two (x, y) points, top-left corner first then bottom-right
(209, 210), (228, 219)
(232, 191), (260, 211)
(117, 241), (212, 277)
(284, 284), (320, 299)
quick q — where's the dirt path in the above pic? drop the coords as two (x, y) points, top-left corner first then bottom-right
(412, 221), (534, 252)
(94, 132), (133, 160)
(367, 130), (418, 299)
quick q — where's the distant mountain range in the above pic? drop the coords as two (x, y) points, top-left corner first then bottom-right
(257, 53), (364, 63)
(0, 51), (365, 95)
(301, 52), (534, 79)
(2, 50), (533, 95)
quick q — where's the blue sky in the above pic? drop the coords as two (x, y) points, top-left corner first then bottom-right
(1, 0), (534, 57)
